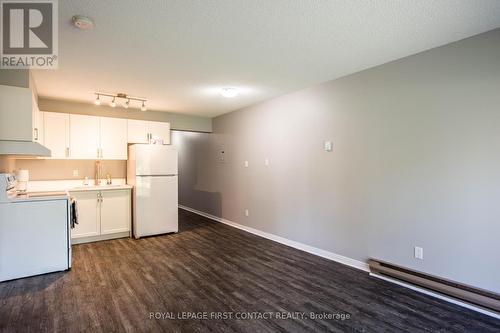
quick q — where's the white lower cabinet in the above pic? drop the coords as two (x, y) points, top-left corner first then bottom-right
(71, 191), (100, 238)
(70, 189), (131, 243)
(100, 190), (131, 234)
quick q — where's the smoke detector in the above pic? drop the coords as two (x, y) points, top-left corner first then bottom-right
(72, 15), (94, 30)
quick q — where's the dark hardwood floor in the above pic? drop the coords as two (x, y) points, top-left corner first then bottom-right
(0, 209), (499, 332)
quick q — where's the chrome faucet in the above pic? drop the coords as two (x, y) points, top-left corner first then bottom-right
(95, 161), (101, 185)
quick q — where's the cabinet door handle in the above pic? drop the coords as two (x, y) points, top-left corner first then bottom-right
(97, 148), (100, 158)
(65, 147), (70, 158)
(34, 128), (38, 141)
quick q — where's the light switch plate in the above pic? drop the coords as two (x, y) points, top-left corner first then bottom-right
(264, 158), (269, 166)
(244, 160), (249, 168)
(218, 144), (226, 163)
(414, 246), (424, 260)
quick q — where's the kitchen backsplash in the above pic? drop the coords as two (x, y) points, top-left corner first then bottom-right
(14, 159), (126, 181)
(0, 156), (16, 174)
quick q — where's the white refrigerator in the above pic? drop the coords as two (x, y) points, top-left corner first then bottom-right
(127, 144), (178, 238)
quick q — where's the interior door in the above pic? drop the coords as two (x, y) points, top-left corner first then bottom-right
(70, 114), (99, 159)
(100, 190), (130, 235)
(127, 119), (149, 144)
(70, 191), (100, 239)
(43, 112), (69, 159)
(148, 121), (171, 144)
(134, 175), (178, 238)
(100, 117), (127, 159)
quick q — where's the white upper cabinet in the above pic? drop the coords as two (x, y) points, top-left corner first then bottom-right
(39, 113), (169, 159)
(127, 119), (149, 144)
(149, 121), (171, 144)
(32, 93), (43, 144)
(127, 119), (170, 144)
(0, 85), (34, 141)
(70, 114), (100, 159)
(100, 117), (127, 160)
(69, 115), (127, 160)
(43, 112), (70, 159)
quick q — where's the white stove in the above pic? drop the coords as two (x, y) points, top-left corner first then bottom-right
(0, 173), (68, 202)
(0, 173), (72, 282)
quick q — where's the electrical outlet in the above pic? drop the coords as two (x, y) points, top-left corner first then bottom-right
(72, 169), (79, 177)
(244, 160), (249, 168)
(244, 209), (249, 217)
(414, 246), (424, 260)
(264, 158), (269, 166)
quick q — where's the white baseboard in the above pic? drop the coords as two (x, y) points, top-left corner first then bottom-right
(178, 205), (369, 272)
(179, 204), (500, 319)
(370, 273), (500, 320)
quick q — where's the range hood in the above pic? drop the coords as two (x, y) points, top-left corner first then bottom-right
(0, 141), (51, 157)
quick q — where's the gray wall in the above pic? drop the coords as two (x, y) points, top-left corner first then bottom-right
(178, 29), (500, 294)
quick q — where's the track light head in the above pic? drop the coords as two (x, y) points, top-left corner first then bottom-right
(94, 94), (101, 106)
(140, 101), (147, 112)
(124, 99), (130, 109)
(110, 97), (116, 107)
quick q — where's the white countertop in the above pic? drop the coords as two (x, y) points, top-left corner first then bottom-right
(0, 191), (70, 204)
(26, 178), (133, 193)
(68, 184), (133, 192)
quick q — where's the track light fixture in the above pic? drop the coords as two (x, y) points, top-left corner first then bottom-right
(94, 92), (147, 111)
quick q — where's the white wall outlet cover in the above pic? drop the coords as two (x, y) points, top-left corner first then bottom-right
(324, 141), (333, 152)
(264, 158), (269, 166)
(244, 160), (249, 167)
(414, 246), (424, 260)
(244, 209), (250, 217)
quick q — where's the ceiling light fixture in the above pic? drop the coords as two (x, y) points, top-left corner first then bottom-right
(220, 87), (239, 98)
(93, 92), (147, 111)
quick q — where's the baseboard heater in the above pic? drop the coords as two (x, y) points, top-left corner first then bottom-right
(368, 259), (500, 313)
